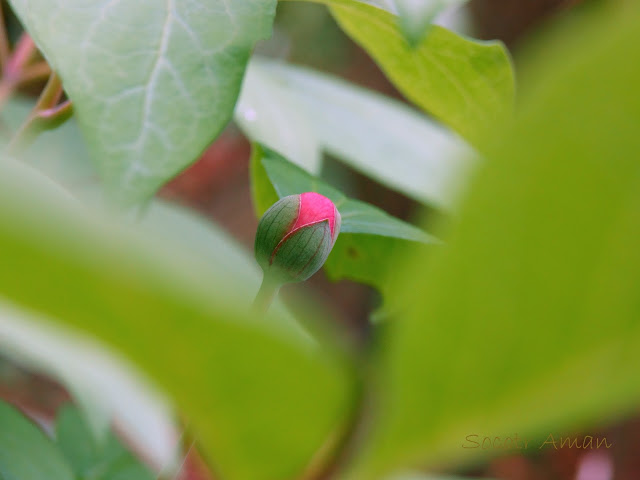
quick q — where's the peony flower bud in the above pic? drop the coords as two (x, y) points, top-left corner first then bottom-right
(255, 192), (341, 285)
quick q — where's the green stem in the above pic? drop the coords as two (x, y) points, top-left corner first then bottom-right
(252, 275), (281, 314)
(33, 71), (64, 110)
(8, 73), (72, 154)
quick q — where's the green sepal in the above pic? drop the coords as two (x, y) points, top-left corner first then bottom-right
(254, 195), (300, 272)
(270, 220), (333, 284)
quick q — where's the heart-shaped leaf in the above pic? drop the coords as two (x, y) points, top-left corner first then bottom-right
(8, 0), (276, 205)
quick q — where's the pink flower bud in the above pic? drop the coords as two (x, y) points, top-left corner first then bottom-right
(254, 192), (341, 284)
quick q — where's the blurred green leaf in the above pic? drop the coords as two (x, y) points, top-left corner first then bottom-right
(238, 58), (469, 209)
(7, 0), (276, 205)
(236, 63), (322, 174)
(55, 405), (101, 475)
(356, 0), (395, 13)
(347, 5), (640, 478)
(303, 0), (514, 146)
(138, 199), (314, 345)
(55, 405), (155, 480)
(0, 96), (96, 193)
(0, 401), (74, 480)
(0, 304), (178, 470)
(102, 461), (156, 480)
(0, 158), (354, 480)
(386, 475), (488, 480)
(394, 0), (469, 46)
(2, 97), (308, 343)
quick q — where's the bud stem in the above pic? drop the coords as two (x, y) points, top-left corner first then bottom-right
(252, 274), (281, 314)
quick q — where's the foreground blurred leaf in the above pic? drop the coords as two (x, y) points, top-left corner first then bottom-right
(394, 0), (469, 46)
(303, 0), (514, 146)
(0, 159), (353, 480)
(0, 302), (177, 471)
(387, 475), (487, 480)
(138, 200), (314, 345)
(238, 58), (469, 208)
(8, 0), (276, 205)
(2, 98), (308, 341)
(347, 5), (640, 478)
(0, 401), (74, 480)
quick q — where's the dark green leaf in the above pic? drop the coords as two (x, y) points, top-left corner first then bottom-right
(55, 405), (100, 475)
(339, 199), (433, 241)
(255, 145), (434, 243)
(54, 405), (155, 480)
(102, 460), (155, 480)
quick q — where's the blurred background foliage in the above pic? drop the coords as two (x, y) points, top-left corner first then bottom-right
(1, 0), (639, 480)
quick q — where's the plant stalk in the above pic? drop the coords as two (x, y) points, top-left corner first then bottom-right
(252, 274), (281, 314)
(8, 72), (72, 154)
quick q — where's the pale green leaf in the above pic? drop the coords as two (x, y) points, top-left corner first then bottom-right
(0, 158), (354, 480)
(236, 61), (322, 174)
(0, 401), (74, 480)
(347, 5), (640, 477)
(239, 58), (470, 209)
(8, 0), (276, 205)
